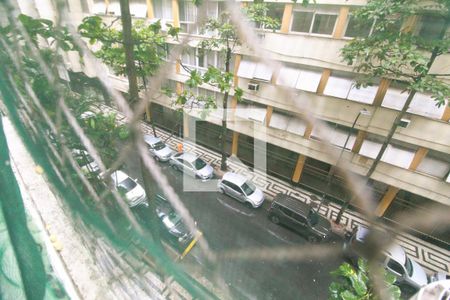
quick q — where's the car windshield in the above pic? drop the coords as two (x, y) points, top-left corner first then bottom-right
(118, 177), (137, 192)
(162, 212), (182, 228)
(242, 181), (256, 196)
(405, 257), (414, 277)
(308, 210), (319, 226)
(194, 158), (207, 170)
(153, 141), (166, 151)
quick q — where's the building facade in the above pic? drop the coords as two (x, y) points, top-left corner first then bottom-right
(11, 0), (450, 246)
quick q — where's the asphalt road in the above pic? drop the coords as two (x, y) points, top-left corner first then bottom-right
(121, 147), (343, 300)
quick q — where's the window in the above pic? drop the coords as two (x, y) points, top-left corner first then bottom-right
(130, 0), (147, 18)
(387, 259), (404, 276)
(92, 0), (106, 14)
(291, 10), (338, 35)
(293, 213), (307, 224)
(344, 15), (374, 38)
(291, 11), (314, 33)
(280, 207), (294, 218)
(179, 0), (198, 33)
(236, 59), (273, 82)
(324, 75), (353, 99)
(359, 134), (384, 159)
(80, 0), (89, 13)
(311, 14), (337, 34)
(236, 100), (267, 123)
(153, 0), (172, 20)
(416, 150), (450, 179)
(381, 142), (416, 169)
(408, 92), (446, 119)
(416, 15), (446, 41)
(107, 0), (121, 16)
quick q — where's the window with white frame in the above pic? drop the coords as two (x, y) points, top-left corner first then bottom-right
(179, 0), (198, 33)
(181, 48), (224, 74)
(290, 9), (338, 35)
(381, 141), (417, 169)
(381, 86), (409, 111)
(324, 74), (353, 99)
(269, 109), (307, 137)
(236, 59), (273, 82)
(359, 134), (384, 159)
(92, 0), (106, 14)
(344, 14), (374, 38)
(416, 150), (450, 179)
(236, 100), (267, 123)
(129, 0), (147, 18)
(311, 122), (356, 149)
(408, 92), (446, 119)
(107, 0), (121, 16)
(296, 69), (322, 92)
(153, 0), (173, 20)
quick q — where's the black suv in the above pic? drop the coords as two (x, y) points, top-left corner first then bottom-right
(268, 193), (332, 242)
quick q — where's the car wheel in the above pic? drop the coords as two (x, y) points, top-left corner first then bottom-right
(308, 235), (318, 243)
(245, 202), (253, 209)
(219, 188), (225, 194)
(155, 156), (160, 162)
(270, 215), (280, 224)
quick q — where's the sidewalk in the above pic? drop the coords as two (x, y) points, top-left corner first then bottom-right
(102, 105), (450, 275)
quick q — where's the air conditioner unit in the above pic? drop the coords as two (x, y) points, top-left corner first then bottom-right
(248, 82), (259, 91)
(398, 118), (411, 128)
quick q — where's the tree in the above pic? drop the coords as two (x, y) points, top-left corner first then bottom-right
(329, 258), (401, 300)
(78, 12), (178, 134)
(177, 3), (280, 171)
(335, 0), (450, 221)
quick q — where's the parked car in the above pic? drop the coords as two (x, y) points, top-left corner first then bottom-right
(110, 170), (148, 207)
(169, 152), (214, 181)
(144, 135), (173, 162)
(268, 193), (332, 242)
(217, 172), (265, 208)
(155, 194), (195, 245)
(343, 226), (438, 291)
(72, 149), (99, 175)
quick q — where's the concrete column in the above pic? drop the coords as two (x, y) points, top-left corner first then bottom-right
(316, 69), (331, 95)
(292, 154), (306, 183)
(351, 130), (366, 153)
(231, 131), (239, 155)
(375, 186), (399, 217)
(183, 113), (189, 138)
(175, 60), (181, 74)
(265, 106), (273, 127)
(280, 4), (293, 34)
(333, 7), (349, 39)
(172, 0), (180, 27)
(233, 54), (242, 87)
(303, 122), (313, 139)
(441, 105), (450, 122)
(146, 0), (154, 19)
(176, 82), (183, 95)
(372, 78), (391, 106)
(408, 147), (428, 171)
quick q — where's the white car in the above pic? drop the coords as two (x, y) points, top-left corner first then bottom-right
(217, 172), (265, 208)
(110, 170), (147, 207)
(344, 226), (432, 291)
(144, 135), (173, 162)
(169, 152), (214, 181)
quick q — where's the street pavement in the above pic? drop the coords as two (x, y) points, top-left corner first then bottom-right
(124, 147), (343, 300)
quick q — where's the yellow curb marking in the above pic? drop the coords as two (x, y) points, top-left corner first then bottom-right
(179, 230), (203, 260)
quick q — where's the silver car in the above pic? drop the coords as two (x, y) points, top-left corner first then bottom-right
(217, 172), (265, 208)
(169, 152), (214, 181)
(144, 135), (173, 162)
(110, 170), (148, 207)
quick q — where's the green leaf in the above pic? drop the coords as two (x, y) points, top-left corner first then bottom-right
(340, 290), (358, 300)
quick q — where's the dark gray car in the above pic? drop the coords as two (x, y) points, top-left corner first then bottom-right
(268, 193), (332, 242)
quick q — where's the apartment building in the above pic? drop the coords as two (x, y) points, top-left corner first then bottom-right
(12, 0), (450, 245)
